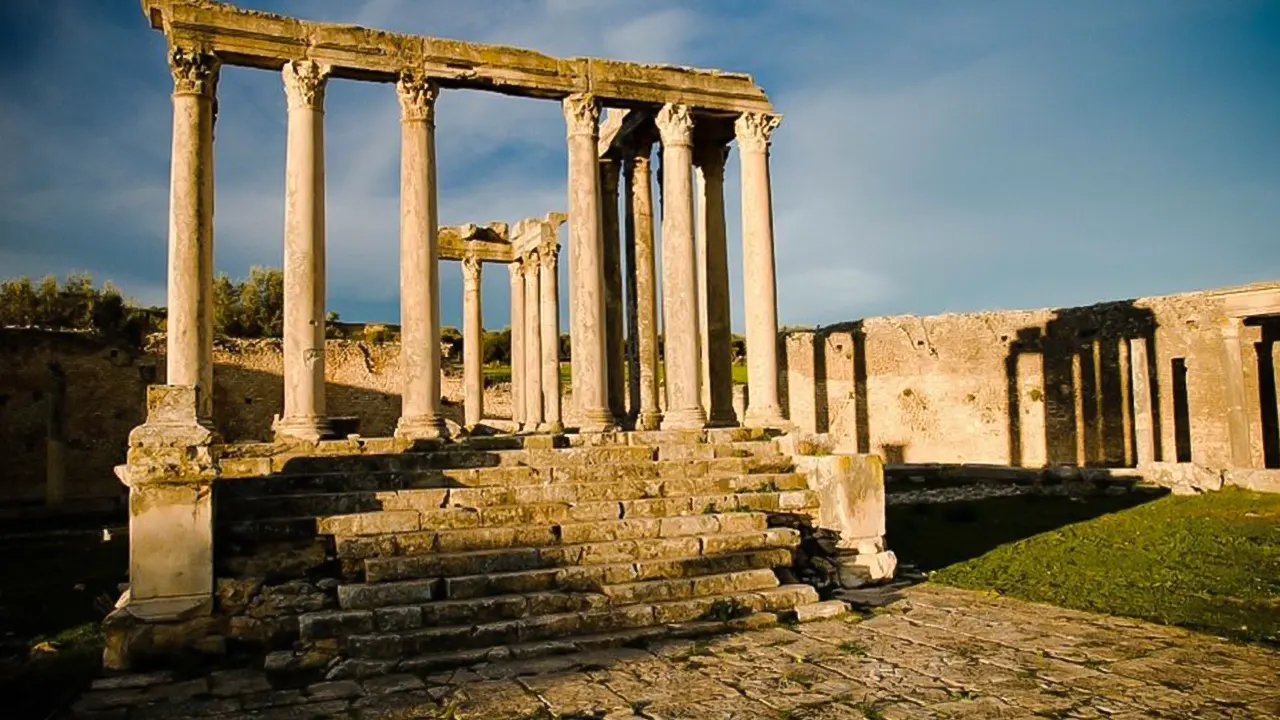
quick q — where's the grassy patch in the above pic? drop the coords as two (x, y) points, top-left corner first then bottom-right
(925, 488), (1280, 645)
(0, 528), (127, 718)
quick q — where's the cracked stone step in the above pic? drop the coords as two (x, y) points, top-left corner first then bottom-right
(360, 528), (800, 584)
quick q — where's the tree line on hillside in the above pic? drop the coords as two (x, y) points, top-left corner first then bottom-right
(1, 267), (748, 364)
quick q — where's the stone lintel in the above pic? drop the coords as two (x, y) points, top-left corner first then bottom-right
(142, 0), (774, 113)
(511, 212), (568, 258)
(438, 222), (510, 263)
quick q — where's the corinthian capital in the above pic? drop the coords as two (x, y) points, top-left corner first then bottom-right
(508, 259), (525, 282)
(397, 73), (439, 123)
(539, 242), (560, 267)
(655, 104), (694, 148)
(734, 112), (780, 153)
(462, 255), (482, 286)
(169, 46), (220, 97)
(282, 60), (330, 111)
(563, 94), (599, 138)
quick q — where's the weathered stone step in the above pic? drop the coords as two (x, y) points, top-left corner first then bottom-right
(359, 528), (800, 584)
(335, 584), (818, 663)
(360, 547), (794, 604)
(218, 455), (795, 501)
(334, 512), (770, 561)
(227, 472), (809, 519)
(300, 568), (782, 642)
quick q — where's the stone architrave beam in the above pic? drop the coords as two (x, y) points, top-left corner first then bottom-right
(140, 0), (775, 114)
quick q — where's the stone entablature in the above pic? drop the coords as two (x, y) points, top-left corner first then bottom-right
(140, 0), (774, 114)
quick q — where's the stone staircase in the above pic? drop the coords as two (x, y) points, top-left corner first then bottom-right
(212, 428), (831, 680)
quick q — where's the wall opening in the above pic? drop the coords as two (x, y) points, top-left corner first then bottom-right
(1171, 358), (1192, 463)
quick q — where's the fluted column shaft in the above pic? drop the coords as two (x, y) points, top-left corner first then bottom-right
(165, 48), (219, 425)
(600, 159), (626, 423)
(523, 252), (545, 430)
(395, 74), (447, 439)
(695, 142), (737, 427)
(563, 94), (614, 431)
(508, 262), (525, 428)
(623, 161), (641, 424)
(462, 256), (484, 429)
(626, 151), (662, 430)
(539, 244), (563, 431)
(736, 112), (785, 427)
(276, 60), (332, 441)
(656, 104), (706, 429)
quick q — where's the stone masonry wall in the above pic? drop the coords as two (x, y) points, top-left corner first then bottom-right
(782, 284), (1280, 470)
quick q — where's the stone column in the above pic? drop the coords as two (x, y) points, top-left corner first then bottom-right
(736, 112), (785, 427)
(601, 158), (626, 423)
(1223, 317), (1253, 467)
(656, 103), (706, 430)
(539, 243), (563, 431)
(165, 47), (219, 424)
(563, 93), (615, 431)
(1128, 337), (1155, 466)
(695, 142), (737, 427)
(276, 60), (332, 441)
(523, 252), (545, 430)
(509, 261), (525, 428)
(626, 150), (662, 430)
(395, 73), (447, 440)
(623, 163), (641, 424)
(462, 255), (484, 429)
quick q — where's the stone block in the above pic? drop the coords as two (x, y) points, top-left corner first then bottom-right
(337, 579), (439, 610)
(717, 513), (768, 534)
(374, 606), (422, 632)
(419, 507), (481, 530)
(793, 600), (848, 622)
(559, 518), (659, 544)
(420, 595), (528, 625)
(306, 680), (365, 701)
(791, 453), (886, 551)
(318, 510), (420, 537)
(209, 668), (272, 697)
(299, 610), (375, 640)
(1222, 468), (1280, 493)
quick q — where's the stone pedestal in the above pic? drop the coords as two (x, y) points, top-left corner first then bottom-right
(656, 104), (706, 430)
(462, 256), (484, 429)
(736, 112), (785, 428)
(276, 60), (332, 442)
(564, 94), (615, 432)
(539, 245), (563, 432)
(106, 385), (218, 670)
(165, 47), (220, 426)
(395, 74), (447, 440)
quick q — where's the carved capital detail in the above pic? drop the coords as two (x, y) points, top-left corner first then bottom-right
(462, 255), (482, 285)
(397, 73), (439, 123)
(282, 60), (330, 111)
(524, 248), (540, 269)
(539, 242), (560, 267)
(508, 259), (525, 282)
(169, 46), (220, 97)
(563, 93), (599, 138)
(734, 112), (780, 153)
(655, 104), (694, 148)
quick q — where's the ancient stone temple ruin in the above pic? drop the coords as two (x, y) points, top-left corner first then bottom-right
(108, 0), (891, 676)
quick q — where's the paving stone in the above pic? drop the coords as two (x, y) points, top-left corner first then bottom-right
(305, 679), (365, 701)
(90, 671), (175, 691)
(208, 668), (272, 697)
(362, 673), (426, 695)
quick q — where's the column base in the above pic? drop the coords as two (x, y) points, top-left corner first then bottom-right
(638, 410), (663, 431)
(661, 406), (707, 431)
(273, 415), (333, 443)
(579, 408), (620, 433)
(706, 408), (739, 428)
(743, 405), (786, 430)
(542, 421), (564, 434)
(395, 414), (448, 440)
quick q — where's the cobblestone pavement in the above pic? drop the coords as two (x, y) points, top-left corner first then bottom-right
(75, 584), (1280, 719)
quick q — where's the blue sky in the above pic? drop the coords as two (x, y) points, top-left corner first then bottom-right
(0, 0), (1277, 330)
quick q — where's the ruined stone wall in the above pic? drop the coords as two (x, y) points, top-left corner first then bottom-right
(0, 333), (520, 505)
(781, 286), (1269, 469)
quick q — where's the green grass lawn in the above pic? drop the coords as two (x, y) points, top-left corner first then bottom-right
(0, 526), (128, 718)
(895, 488), (1280, 645)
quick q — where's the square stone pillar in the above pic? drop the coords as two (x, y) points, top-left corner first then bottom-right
(523, 252), (545, 430)
(509, 261), (525, 428)
(625, 148), (662, 431)
(539, 243), (564, 432)
(655, 103), (707, 430)
(276, 60), (332, 442)
(395, 74), (447, 440)
(462, 256), (484, 429)
(694, 141), (737, 427)
(164, 47), (219, 426)
(735, 112), (785, 428)
(563, 94), (615, 431)
(1223, 317), (1253, 467)
(1128, 337), (1156, 467)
